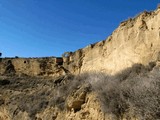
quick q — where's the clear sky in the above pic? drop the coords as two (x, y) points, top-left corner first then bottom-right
(0, 0), (159, 57)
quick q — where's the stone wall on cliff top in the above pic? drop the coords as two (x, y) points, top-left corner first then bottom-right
(63, 8), (160, 75)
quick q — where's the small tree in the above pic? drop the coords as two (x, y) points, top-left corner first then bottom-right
(0, 52), (2, 57)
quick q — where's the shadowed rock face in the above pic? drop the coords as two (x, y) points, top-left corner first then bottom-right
(0, 7), (160, 120)
(4, 60), (16, 75)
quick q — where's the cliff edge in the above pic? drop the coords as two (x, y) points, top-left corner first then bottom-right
(64, 7), (160, 75)
(1, 8), (160, 76)
(0, 7), (160, 120)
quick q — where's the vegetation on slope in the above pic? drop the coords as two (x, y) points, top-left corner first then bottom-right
(0, 62), (160, 119)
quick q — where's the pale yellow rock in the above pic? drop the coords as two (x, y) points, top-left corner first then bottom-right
(65, 8), (160, 75)
(0, 7), (160, 120)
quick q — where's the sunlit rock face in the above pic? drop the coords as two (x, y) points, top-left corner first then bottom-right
(0, 7), (160, 120)
(1, 8), (160, 76)
(0, 57), (65, 77)
(65, 8), (160, 75)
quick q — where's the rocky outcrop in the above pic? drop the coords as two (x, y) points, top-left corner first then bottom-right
(0, 57), (65, 77)
(1, 8), (160, 76)
(0, 6), (160, 120)
(64, 7), (160, 75)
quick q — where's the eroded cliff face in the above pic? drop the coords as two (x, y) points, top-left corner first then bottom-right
(1, 8), (160, 76)
(0, 7), (160, 120)
(0, 57), (65, 77)
(64, 8), (160, 74)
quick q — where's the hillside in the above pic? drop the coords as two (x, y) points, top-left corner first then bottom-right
(0, 7), (160, 120)
(64, 7), (160, 74)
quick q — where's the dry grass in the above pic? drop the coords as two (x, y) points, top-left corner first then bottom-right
(0, 107), (10, 120)
(0, 63), (159, 119)
(74, 63), (160, 119)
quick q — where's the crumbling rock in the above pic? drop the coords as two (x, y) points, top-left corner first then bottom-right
(0, 7), (160, 120)
(64, 8), (160, 75)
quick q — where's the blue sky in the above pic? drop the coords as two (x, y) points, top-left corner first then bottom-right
(0, 0), (159, 57)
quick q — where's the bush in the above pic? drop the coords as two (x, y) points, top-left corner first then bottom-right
(80, 64), (160, 119)
(1, 63), (160, 119)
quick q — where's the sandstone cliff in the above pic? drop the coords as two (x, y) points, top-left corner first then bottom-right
(0, 7), (160, 120)
(0, 57), (65, 77)
(63, 7), (160, 75)
(1, 8), (160, 76)
(0, 8), (160, 76)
